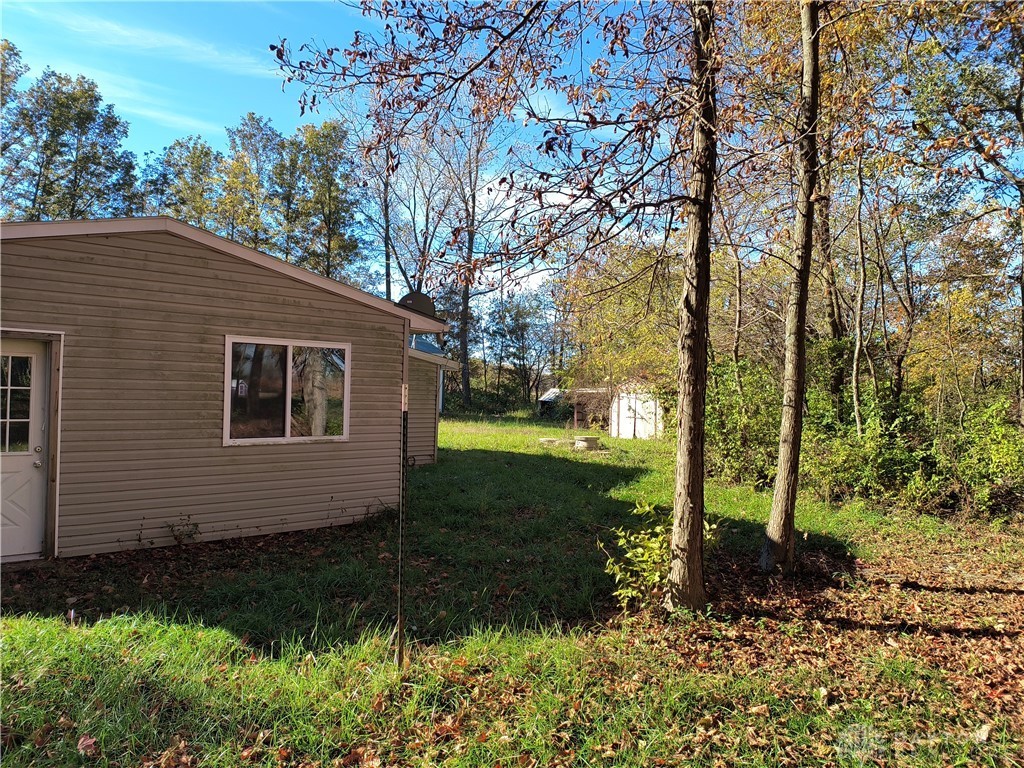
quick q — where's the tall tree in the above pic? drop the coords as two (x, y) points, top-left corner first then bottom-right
(297, 120), (361, 280)
(389, 131), (458, 294)
(761, 0), (822, 575)
(434, 107), (511, 407)
(347, 90), (403, 300)
(153, 136), (223, 230)
(1, 64), (136, 221)
(269, 132), (310, 263)
(223, 113), (283, 251)
(665, 0), (718, 611)
(487, 289), (554, 405)
(0, 41), (30, 207)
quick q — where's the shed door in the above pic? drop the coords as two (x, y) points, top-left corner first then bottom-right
(1, 339), (49, 561)
(635, 396), (657, 439)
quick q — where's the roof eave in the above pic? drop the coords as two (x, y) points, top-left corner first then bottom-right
(409, 348), (460, 370)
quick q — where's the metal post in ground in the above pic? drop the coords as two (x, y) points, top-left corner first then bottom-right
(396, 410), (408, 668)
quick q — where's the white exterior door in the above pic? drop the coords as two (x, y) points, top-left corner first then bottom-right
(1, 339), (49, 561)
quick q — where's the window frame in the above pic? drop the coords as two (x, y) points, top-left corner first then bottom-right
(222, 335), (352, 446)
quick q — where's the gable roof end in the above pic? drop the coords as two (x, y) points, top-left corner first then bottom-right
(0, 216), (447, 333)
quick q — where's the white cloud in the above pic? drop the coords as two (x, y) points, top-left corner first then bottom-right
(36, 60), (225, 136)
(117, 103), (224, 136)
(18, 5), (279, 79)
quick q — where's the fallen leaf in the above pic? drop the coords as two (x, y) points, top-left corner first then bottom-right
(31, 724), (53, 747)
(77, 734), (99, 757)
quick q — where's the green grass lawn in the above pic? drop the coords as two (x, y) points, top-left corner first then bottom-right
(2, 417), (1022, 766)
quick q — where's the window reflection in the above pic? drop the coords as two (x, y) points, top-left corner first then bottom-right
(290, 347), (346, 437)
(229, 343), (286, 439)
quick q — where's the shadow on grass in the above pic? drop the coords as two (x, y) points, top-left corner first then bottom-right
(2, 448), (638, 650)
(882, 579), (1024, 597)
(703, 522), (1021, 640)
(1, 447), (856, 651)
(702, 517), (858, 621)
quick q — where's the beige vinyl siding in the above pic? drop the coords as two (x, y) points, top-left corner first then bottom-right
(1, 231), (406, 557)
(407, 357), (439, 466)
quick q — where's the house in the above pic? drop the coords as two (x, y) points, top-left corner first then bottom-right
(0, 217), (445, 561)
(407, 334), (458, 466)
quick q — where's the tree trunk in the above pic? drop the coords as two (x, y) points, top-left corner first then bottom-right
(665, 0), (717, 612)
(817, 135), (847, 423)
(460, 277), (472, 406)
(1018, 203), (1024, 427)
(481, 332), (488, 393)
(851, 157), (867, 437)
(715, 196), (745, 398)
(383, 162), (394, 301)
(247, 346), (265, 418)
(761, 0), (821, 575)
(496, 339), (505, 399)
(301, 349), (328, 436)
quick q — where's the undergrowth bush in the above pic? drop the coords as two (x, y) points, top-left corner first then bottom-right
(803, 400), (1024, 519)
(604, 501), (720, 610)
(906, 402), (1024, 518)
(802, 421), (921, 504)
(705, 362), (780, 486)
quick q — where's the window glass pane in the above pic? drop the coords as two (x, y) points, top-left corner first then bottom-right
(0, 356), (8, 387)
(0, 389), (7, 419)
(0, 420), (6, 451)
(229, 343), (286, 439)
(9, 388), (30, 419)
(9, 356), (31, 388)
(290, 346), (346, 437)
(8, 421), (29, 453)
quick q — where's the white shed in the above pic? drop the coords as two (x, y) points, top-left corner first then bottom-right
(609, 389), (664, 439)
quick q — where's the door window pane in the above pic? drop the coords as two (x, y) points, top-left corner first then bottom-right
(9, 389), (30, 419)
(7, 421), (29, 453)
(9, 357), (31, 387)
(229, 343), (286, 439)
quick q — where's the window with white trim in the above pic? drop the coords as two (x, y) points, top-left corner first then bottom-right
(224, 336), (350, 444)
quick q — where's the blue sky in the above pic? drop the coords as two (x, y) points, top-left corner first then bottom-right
(2, 0), (373, 156)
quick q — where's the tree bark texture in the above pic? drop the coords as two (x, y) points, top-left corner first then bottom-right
(665, 0), (717, 612)
(460, 277), (472, 406)
(301, 348), (328, 436)
(1018, 203), (1024, 427)
(816, 136), (847, 423)
(761, 0), (821, 575)
(851, 157), (867, 437)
